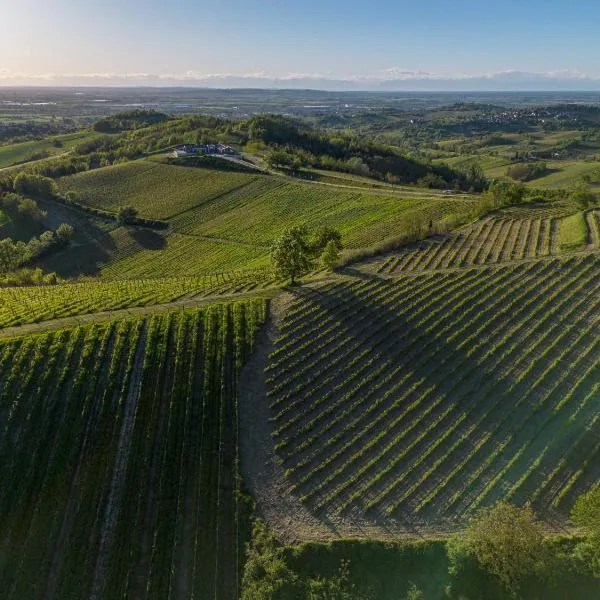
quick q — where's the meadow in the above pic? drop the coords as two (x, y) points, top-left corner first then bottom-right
(0, 299), (267, 600)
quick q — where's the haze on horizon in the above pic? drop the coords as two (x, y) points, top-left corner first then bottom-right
(3, 0), (600, 90)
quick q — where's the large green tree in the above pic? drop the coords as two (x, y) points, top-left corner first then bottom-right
(454, 502), (548, 594)
(572, 484), (600, 576)
(270, 226), (313, 284)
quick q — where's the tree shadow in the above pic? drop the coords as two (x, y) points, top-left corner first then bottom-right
(128, 227), (167, 250)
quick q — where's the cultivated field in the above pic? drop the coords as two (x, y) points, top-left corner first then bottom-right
(266, 254), (600, 527)
(57, 160), (262, 220)
(0, 131), (101, 170)
(53, 160), (484, 279)
(0, 271), (277, 329)
(359, 207), (598, 276)
(0, 300), (267, 600)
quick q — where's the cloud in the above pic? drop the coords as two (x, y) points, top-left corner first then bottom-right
(2, 68), (600, 90)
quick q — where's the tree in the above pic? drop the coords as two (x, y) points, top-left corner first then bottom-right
(241, 521), (302, 600)
(457, 502), (548, 594)
(571, 185), (597, 210)
(17, 197), (47, 221)
(571, 485), (600, 576)
(117, 205), (139, 225)
(55, 223), (75, 244)
(0, 238), (26, 274)
(270, 226), (312, 284)
(13, 172), (57, 199)
(310, 227), (342, 255)
(320, 240), (341, 270)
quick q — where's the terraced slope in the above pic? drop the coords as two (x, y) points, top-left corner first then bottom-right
(362, 208), (597, 276)
(0, 300), (267, 600)
(266, 254), (600, 527)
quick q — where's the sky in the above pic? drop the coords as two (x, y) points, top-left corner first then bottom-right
(2, 0), (600, 88)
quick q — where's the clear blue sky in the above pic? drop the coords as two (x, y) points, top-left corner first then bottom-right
(2, 0), (600, 80)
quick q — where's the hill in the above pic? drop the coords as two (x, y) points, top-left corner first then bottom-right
(260, 252), (599, 534)
(48, 159), (482, 279)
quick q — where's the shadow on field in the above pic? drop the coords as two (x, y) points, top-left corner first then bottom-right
(270, 260), (596, 527)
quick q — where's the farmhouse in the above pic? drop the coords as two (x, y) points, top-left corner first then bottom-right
(171, 144), (236, 158)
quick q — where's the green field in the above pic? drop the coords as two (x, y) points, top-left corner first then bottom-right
(268, 254), (599, 522)
(356, 203), (590, 276)
(0, 299), (267, 599)
(0, 271), (277, 329)
(57, 160), (262, 219)
(49, 160), (484, 279)
(560, 212), (589, 251)
(0, 131), (101, 169)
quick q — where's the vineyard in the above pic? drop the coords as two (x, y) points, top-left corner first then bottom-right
(363, 209), (599, 276)
(57, 160), (264, 219)
(0, 300), (267, 600)
(266, 254), (600, 524)
(0, 270), (277, 328)
(50, 160), (487, 279)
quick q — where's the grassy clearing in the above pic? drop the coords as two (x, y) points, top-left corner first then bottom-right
(268, 254), (600, 523)
(0, 299), (267, 599)
(560, 212), (589, 251)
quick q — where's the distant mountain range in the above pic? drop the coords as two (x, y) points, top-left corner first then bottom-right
(4, 69), (600, 91)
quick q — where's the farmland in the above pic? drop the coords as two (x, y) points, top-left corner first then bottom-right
(0, 299), (267, 599)
(0, 131), (101, 170)
(57, 160), (264, 220)
(357, 206), (598, 276)
(50, 160), (484, 279)
(0, 93), (599, 598)
(266, 254), (600, 524)
(0, 271), (277, 329)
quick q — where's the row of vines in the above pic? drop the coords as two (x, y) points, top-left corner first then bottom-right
(267, 255), (600, 524)
(0, 299), (267, 600)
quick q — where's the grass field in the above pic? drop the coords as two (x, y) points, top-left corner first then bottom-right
(560, 212), (589, 251)
(0, 299), (267, 600)
(267, 254), (600, 523)
(0, 131), (101, 169)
